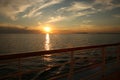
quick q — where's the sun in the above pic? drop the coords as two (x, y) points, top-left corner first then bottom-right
(44, 27), (51, 33)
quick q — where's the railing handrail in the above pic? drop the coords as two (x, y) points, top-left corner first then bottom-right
(0, 42), (120, 60)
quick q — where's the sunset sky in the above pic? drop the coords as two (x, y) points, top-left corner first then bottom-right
(0, 0), (120, 33)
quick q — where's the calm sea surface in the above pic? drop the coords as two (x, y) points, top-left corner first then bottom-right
(0, 34), (120, 80)
(0, 34), (120, 55)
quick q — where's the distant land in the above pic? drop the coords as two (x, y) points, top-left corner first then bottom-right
(0, 26), (120, 34)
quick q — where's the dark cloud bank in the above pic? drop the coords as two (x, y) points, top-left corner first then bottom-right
(0, 26), (41, 34)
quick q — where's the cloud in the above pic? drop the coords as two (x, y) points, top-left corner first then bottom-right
(0, 0), (35, 20)
(82, 20), (92, 24)
(0, 26), (41, 34)
(22, 12), (42, 18)
(55, 0), (120, 22)
(66, 2), (92, 11)
(23, 0), (64, 18)
(76, 10), (96, 17)
(0, 0), (119, 25)
(113, 14), (120, 18)
(0, 0), (64, 20)
(56, 1), (96, 20)
(94, 0), (113, 5)
(47, 16), (66, 23)
(0, 23), (26, 33)
(78, 24), (120, 33)
(58, 2), (92, 13)
(0, 23), (23, 28)
(94, 0), (120, 10)
(0, 23), (41, 34)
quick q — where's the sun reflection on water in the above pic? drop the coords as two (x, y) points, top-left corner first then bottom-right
(45, 33), (50, 50)
(44, 33), (53, 63)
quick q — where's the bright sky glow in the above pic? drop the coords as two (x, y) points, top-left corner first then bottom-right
(44, 27), (51, 33)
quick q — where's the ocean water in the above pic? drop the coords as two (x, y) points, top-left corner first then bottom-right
(0, 33), (120, 55)
(0, 34), (120, 80)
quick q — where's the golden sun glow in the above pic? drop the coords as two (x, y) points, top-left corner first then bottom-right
(44, 27), (51, 33)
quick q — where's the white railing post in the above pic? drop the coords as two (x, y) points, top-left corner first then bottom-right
(68, 51), (74, 80)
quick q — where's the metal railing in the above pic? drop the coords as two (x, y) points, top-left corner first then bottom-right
(0, 43), (120, 80)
